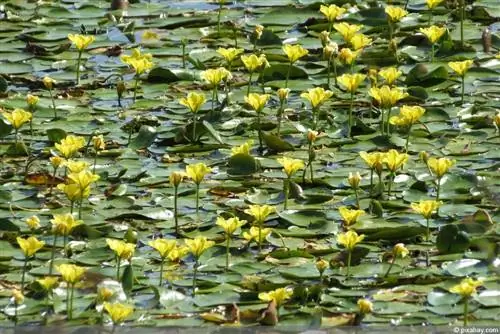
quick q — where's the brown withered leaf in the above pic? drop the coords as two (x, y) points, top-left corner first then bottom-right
(24, 173), (64, 186)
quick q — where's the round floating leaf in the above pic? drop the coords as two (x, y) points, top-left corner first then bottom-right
(436, 224), (470, 254)
(227, 153), (261, 175)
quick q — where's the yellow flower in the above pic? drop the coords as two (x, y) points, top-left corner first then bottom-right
(307, 130), (319, 143)
(148, 239), (177, 259)
(179, 92), (206, 113)
(357, 299), (373, 314)
(379, 67), (402, 86)
(368, 85), (408, 109)
(50, 156), (65, 168)
(167, 245), (189, 262)
(241, 54), (269, 73)
(200, 67), (232, 86)
(57, 183), (85, 201)
(55, 135), (86, 158)
(142, 30), (159, 41)
(17, 236), (45, 257)
(43, 76), (56, 89)
(92, 135), (105, 151)
(11, 289), (24, 304)
(411, 200), (441, 219)
(277, 156), (305, 178)
(57, 264), (86, 284)
(319, 4), (346, 22)
(169, 171), (185, 187)
(277, 88), (290, 102)
(389, 105), (426, 126)
(319, 31), (331, 47)
(334, 22), (363, 42)
(300, 87), (333, 109)
(50, 213), (82, 236)
(348, 172), (361, 189)
(244, 93), (270, 113)
(104, 302), (134, 325)
(3, 108), (32, 129)
(67, 170), (100, 191)
(494, 112), (500, 129)
(323, 42), (338, 59)
(359, 151), (384, 174)
(106, 239), (136, 260)
(64, 160), (90, 173)
(216, 217), (247, 235)
(449, 277), (483, 297)
(282, 44), (309, 63)
(68, 34), (95, 51)
(244, 204), (275, 223)
(427, 157), (455, 178)
(258, 287), (293, 307)
(185, 236), (215, 258)
(337, 230), (365, 251)
(121, 48), (153, 63)
(37, 277), (59, 291)
(448, 60), (474, 76)
(337, 73), (366, 93)
(217, 47), (244, 63)
(124, 57), (154, 75)
(185, 162), (212, 184)
(384, 149), (408, 172)
(254, 24), (264, 40)
(419, 25), (447, 44)
(316, 258), (329, 274)
(231, 140), (254, 156)
(97, 287), (114, 302)
(426, 0), (444, 9)
(26, 94), (39, 107)
(350, 33), (372, 50)
(26, 215), (40, 230)
(338, 48), (360, 65)
(385, 6), (408, 22)
(339, 206), (364, 226)
(393, 243), (409, 258)
(242, 226), (272, 244)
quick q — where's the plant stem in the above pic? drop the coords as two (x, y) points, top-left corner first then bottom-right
(386, 107), (393, 135)
(388, 20), (393, 41)
(93, 152), (97, 174)
(78, 200), (83, 219)
(461, 75), (465, 104)
(277, 104), (283, 136)
(181, 41), (186, 68)
(369, 169), (374, 198)
(48, 89), (57, 119)
(192, 259), (198, 296)
(174, 186), (179, 237)
(426, 218), (430, 242)
(431, 44), (435, 63)
(159, 259), (164, 286)
(405, 125), (412, 153)
(312, 107), (318, 130)
(192, 112), (197, 142)
(285, 62), (292, 88)
(332, 57), (338, 86)
(283, 177), (290, 210)
(76, 51), (82, 85)
(225, 235), (230, 271)
(384, 257), (395, 277)
(460, 0), (465, 49)
(348, 92), (354, 138)
(116, 257), (121, 280)
(309, 159), (314, 183)
(63, 235), (68, 258)
(247, 72), (253, 96)
(133, 76), (139, 103)
(49, 235), (58, 275)
(354, 189), (360, 209)
(326, 57), (331, 88)
(346, 250), (352, 277)
(463, 296), (469, 326)
(387, 173), (394, 196)
(380, 108), (385, 135)
(21, 258), (28, 294)
(257, 110), (263, 154)
(195, 183), (200, 224)
(69, 284), (74, 320)
(258, 221), (262, 252)
(217, 2), (222, 35)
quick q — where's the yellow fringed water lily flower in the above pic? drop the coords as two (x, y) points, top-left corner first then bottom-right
(11, 289), (24, 304)
(104, 302), (134, 325)
(3, 108), (32, 129)
(350, 33), (372, 50)
(337, 230), (365, 251)
(243, 226), (272, 244)
(316, 258), (329, 275)
(57, 183), (85, 201)
(359, 151), (384, 173)
(37, 276), (59, 291)
(389, 105), (426, 126)
(379, 67), (402, 86)
(449, 277), (483, 297)
(142, 30), (159, 41)
(258, 287), (293, 307)
(43, 76), (56, 89)
(50, 213), (82, 236)
(244, 204), (275, 223)
(185, 236), (215, 258)
(385, 6), (408, 22)
(200, 67), (232, 86)
(357, 299), (373, 314)
(179, 92), (206, 113)
(334, 22), (363, 43)
(231, 140), (254, 156)
(26, 94), (39, 107)
(427, 157), (455, 178)
(448, 60), (474, 76)
(64, 160), (90, 173)
(26, 215), (40, 230)
(241, 54), (269, 73)
(348, 172), (362, 189)
(338, 48), (360, 65)
(277, 88), (290, 102)
(337, 73), (366, 93)
(277, 156), (305, 177)
(185, 162), (212, 184)
(167, 245), (190, 262)
(67, 170), (100, 191)
(106, 239), (136, 260)
(217, 47), (244, 63)
(169, 171), (185, 187)
(92, 135), (105, 151)
(427, 0), (444, 9)
(121, 48), (153, 62)
(411, 200), (441, 219)
(55, 135), (86, 159)
(368, 86), (408, 109)
(254, 24), (264, 39)
(50, 156), (65, 169)
(384, 149), (408, 172)
(419, 25), (447, 44)
(301, 87), (333, 109)
(283, 44), (309, 63)
(339, 207), (365, 226)
(148, 239), (177, 259)
(124, 57), (154, 75)
(216, 217), (247, 235)
(17, 236), (45, 257)
(244, 93), (270, 112)
(319, 4), (346, 22)
(57, 264), (86, 284)
(68, 34), (95, 51)
(393, 243), (409, 258)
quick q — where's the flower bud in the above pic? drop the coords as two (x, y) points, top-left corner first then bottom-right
(254, 25), (264, 40)
(348, 172), (361, 189)
(419, 151), (429, 164)
(50, 156), (65, 168)
(368, 68), (378, 86)
(277, 88), (290, 103)
(319, 31), (331, 47)
(92, 135), (106, 151)
(315, 258), (329, 275)
(26, 94), (39, 107)
(170, 171), (184, 187)
(323, 42), (338, 59)
(117, 81), (126, 98)
(307, 130), (318, 143)
(357, 298), (373, 314)
(26, 215), (40, 230)
(43, 76), (55, 90)
(393, 243), (409, 258)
